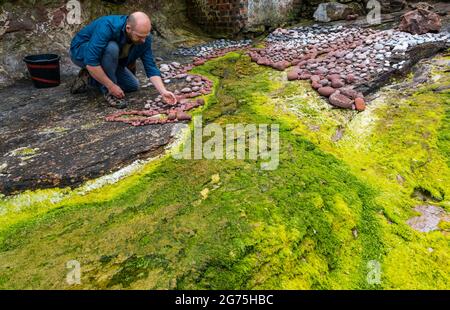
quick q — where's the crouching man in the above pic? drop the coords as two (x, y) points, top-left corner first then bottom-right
(69, 12), (176, 108)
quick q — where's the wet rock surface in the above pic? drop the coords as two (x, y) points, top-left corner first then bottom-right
(0, 80), (178, 195)
(407, 205), (450, 233)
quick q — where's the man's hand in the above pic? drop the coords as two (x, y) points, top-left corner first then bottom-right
(149, 76), (177, 105)
(161, 90), (177, 105)
(108, 84), (125, 99)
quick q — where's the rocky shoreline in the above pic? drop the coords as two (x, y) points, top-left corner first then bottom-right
(2, 3), (450, 195)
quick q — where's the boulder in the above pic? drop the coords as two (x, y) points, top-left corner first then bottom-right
(398, 9), (441, 35)
(313, 2), (354, 23)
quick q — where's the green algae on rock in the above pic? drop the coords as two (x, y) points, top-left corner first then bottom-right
(0, 52), (449, 290)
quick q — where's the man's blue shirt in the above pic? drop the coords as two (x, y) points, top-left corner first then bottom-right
(70, 15), (161, 78)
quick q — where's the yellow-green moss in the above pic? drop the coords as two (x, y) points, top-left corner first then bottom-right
(0, 52), (448, 290)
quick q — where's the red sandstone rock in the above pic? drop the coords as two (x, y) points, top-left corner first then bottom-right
(331, 79), (345, 88)
(398, 9), (441, 35)
(318, 86), (337, 97)
(196, 98), (205, 106)
(329, 92), (353, 109)
(168, 111), (177, 120)
(176, 111), (192, 121)
(287, 68), (301, 81)
(319, 79), (329, 86)
(311, 81), (322, 90)
(299, 73), (312, 80)
(354, 97), (366, 111)
(194, 59), (207, 66)
(257, 57), (268, 65)
(346, 74), (356, 84)
(339, 88), (364, 100)
(310, 75), (321, 82)
(327, 74), (341, 81)
(273, 60), (291, 71)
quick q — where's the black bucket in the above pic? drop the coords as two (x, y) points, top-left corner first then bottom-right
(23, 54), (61, 88)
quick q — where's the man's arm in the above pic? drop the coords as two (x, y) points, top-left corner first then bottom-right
(84, 21), (124, 98)
(141, 37), (177, 105)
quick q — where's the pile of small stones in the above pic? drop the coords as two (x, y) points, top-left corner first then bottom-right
(248, 25), (449, 110)
(173, 39), (252, 57)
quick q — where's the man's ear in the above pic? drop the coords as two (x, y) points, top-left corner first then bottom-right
(126, 24), (131, 33)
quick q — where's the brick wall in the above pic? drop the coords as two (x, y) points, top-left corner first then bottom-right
(186, 0), (249, 35)
(187, 0), (303, 35)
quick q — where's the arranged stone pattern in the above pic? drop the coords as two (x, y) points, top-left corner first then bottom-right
(247, 24), (449, 111)
(106, 97), (206, 126)
(109, 24), (449, 126)
(173, 39), (252, 57)
(107, 39), (253, 126)
(107, 72), (213, 126)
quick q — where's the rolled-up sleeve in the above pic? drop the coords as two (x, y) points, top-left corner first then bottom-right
(85, 23), (113, 67)
(141, 37), (161, 78)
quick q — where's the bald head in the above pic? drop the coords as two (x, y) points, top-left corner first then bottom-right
(126, 12), (151, 44)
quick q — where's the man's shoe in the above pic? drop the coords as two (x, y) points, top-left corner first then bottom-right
(104, 93), (127, 109)
(70, 68), (90, 94)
